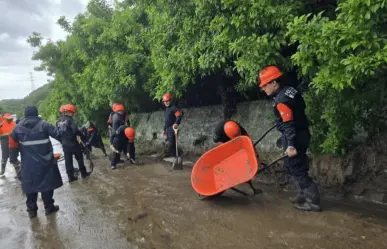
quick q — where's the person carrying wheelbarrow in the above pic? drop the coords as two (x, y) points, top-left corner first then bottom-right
(258, 65), (321, 212)
(161, 93), (183, 161)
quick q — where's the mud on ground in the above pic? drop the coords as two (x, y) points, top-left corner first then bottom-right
(1, 148), (387, 249)
(90, 153), (387, 249)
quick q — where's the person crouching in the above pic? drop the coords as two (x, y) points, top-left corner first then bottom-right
(109, 126), (136, 169)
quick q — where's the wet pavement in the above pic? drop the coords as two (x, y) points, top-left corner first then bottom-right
(1, 138), (387, 249)
(0, 139), (135, 249)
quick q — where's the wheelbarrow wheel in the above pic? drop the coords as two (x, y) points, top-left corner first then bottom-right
(196, 191), (225, 200)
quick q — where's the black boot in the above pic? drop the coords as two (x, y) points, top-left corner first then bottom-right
(45, 205), (60, 216)
(0, 163), (5, 175)
(81, 171), (91, 179)
(28, 210), (37, 219)
(294, 183), (322, 212)
(289, 177), (306, 204)
(289, 192), (306, 204)
(68, 174), (78, 183)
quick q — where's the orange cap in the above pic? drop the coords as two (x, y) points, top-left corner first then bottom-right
(224, 121), (241, 139)
(3, 113), (13, 120)
(114, 104), (124, 112)
(124, 127), (135, 142)
(259, 66), (283, 87)
(162, 93), (172, 102)
(60, 104), (76, 113)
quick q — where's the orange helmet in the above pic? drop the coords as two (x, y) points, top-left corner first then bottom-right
(162, 93), (172, 102)
(60, 104), (76, 113)
(114, 104), (124, 112)
(224, 121), (241, 139)
(124, 127), (135, 142)
(258, 66), (283, 87)
(3, 113), (13, 120)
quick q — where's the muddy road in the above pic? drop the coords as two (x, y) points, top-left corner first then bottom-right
(1, 144), (387, 249)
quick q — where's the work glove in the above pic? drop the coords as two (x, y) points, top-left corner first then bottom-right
(110, 144), (119, 153)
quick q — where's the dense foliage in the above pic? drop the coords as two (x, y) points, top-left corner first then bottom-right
(27, 0), (387, 154)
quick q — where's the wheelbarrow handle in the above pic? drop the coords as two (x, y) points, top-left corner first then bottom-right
(254, 123), (276, 147)
(258, 154), (287, 173)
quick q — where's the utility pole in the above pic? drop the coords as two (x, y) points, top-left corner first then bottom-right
(29, 72), (35, 92)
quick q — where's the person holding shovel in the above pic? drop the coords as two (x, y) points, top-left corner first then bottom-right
(57, 104), (91, 182)
(258, 65), (321, 212)
(81, 121), (108, 156)
(161, 93), (183, 168)
(162, 93), (183, 168)
(109, 125), (136, 169)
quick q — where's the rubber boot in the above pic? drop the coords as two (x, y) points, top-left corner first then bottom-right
(289, 192), (306, 204)
(289, 177), (306, 204)
(67, 172), (78, 183)
(0, 163), (5, 175)
(28, 210), (38, 219)
(13, 163), (21, 180)
(81, 171), (91, 179)
(294, 183), (322, 212)
(45, 205), (60, 216)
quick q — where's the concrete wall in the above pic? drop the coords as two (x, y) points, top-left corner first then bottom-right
(131, 100), (387, 204)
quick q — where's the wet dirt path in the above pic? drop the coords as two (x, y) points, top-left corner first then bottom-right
(1, 143), (387, 249)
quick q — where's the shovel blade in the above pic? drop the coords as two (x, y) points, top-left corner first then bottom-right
(171, 157), (183, 170)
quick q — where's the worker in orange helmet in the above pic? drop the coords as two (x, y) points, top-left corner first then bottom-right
(56, 104), (90, 182)
(161, 93), (183, 160)
(108, 103), (130, 137)
(109, 125), (136, 169)
(0, 113), (20, 176)
(107, 103), (118, 137)
(212, 120), (248, 146)
(109, 103), (129, 163)
(258, 65), (321, 212)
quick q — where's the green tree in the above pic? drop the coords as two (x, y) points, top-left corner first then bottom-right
(288, 0), (387, 154)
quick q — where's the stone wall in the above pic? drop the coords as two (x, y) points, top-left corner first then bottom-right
(131, 100), (387, 204)
(131, 100), (282, 154)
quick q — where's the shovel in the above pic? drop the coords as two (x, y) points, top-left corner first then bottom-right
(171, 125), (183, 170)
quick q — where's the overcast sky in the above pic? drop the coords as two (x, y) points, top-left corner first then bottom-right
(0, 0), (89, 100)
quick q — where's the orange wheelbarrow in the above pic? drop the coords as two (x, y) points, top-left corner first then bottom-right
(54, 152), (80, 173)
(191, 124), (286, 199)
(54, 153), (63, 161)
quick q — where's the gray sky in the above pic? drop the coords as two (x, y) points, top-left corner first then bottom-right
(0, 0), (88, 100)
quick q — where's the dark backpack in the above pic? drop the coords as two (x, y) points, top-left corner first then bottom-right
(57, 119), (70, 137)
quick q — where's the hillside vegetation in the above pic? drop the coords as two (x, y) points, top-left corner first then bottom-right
(0, 83), (54, 118)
